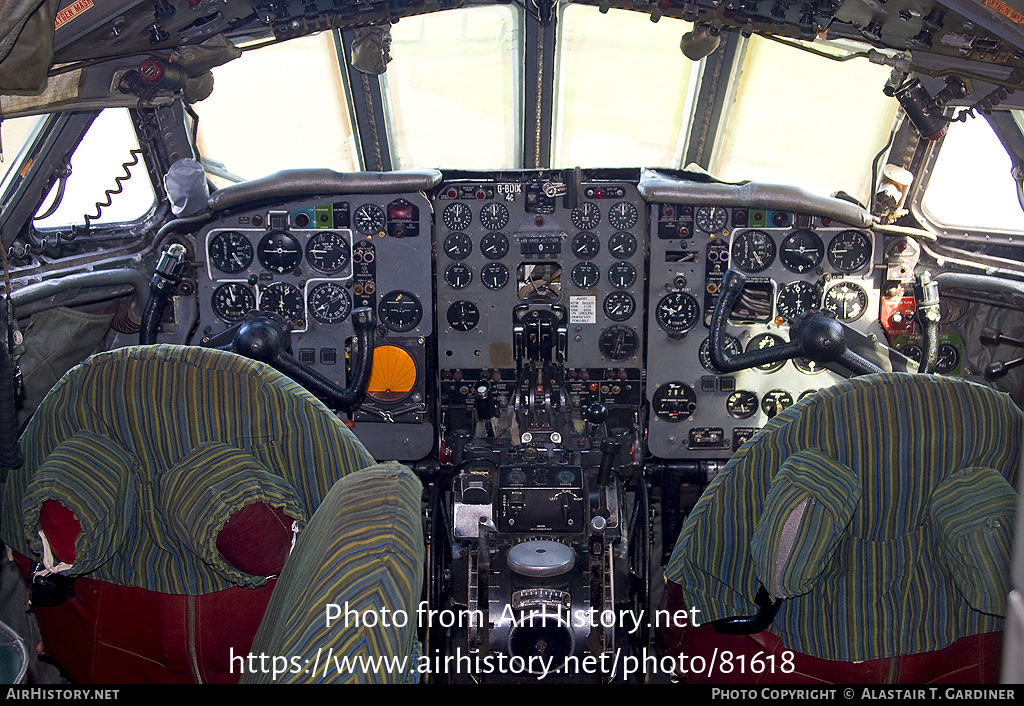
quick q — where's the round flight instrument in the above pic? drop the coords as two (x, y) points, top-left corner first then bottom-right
(442, 202), (473, 230)
(761, 389), (794, 418)
(259, 282), (304, 325)
(726, 390), (758, 419)
(353, 204), (385, 234)
(305, 231), (350, 274)
(598, 326), (639, 360)
(603, 291), (635, 321)
(779, 229), (824, 273)
(651, 382), (697, 422)
(898, 343), (923, 364)
(731, 230), (776, 273)
(366, 344), (417, 403)
(571, 202), (601, 230)
(936, 343), (960, 374)
(447, 301), (480, 331)
(795, 356), (826, 375)
(608, 231), (637, 259)
(822, 281), (869, 321)
(211, 282), (256, 322)
(443, 232), (473, 260)
(308, 282), (352, 324)
(209, 231), (254, 274)
(776, 281), (822, 321)
(257, 231), (302, 274)
(694, 206), (728, 233)
(746, 332), (787, 372)
(444, 263), (473, 289)
(699, 334), (742, 374)
(479, 202), (510, 230)
(571, 262), (600, 288)
(481, 262), (510, 290)
(378, 290), (422, 332)
(655, 292), (700, 334)
(480, 232), (509, 259)
(827, 230), (872, 273)
(607, 262), (636, 289)
(607, 201), (638, 230)
(572, 231), (600, 258)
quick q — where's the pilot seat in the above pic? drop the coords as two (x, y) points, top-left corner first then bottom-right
(659, 372), (1022, 684)
(0, 344), (424, 683)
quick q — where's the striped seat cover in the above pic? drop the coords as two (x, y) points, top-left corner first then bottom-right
(665, 372), (1023, 662)
(0, 344), (424, 682)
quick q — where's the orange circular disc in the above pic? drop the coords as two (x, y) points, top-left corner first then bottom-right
(366, 345), (417, 403)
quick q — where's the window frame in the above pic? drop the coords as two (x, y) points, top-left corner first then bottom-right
(911, 112), (1024, 248)
(378, 4), (526, 171)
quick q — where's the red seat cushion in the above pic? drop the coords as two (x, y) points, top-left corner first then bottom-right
(38, 500), (80, 565)
(16, 552), (275, 683)
(658, 581), (1003, 684)
(216, 504), (294, 577)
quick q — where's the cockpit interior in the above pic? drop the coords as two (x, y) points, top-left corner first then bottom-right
(0, 0), (1023, 686)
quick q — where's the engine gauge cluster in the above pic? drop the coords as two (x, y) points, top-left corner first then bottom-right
(434, 175), (646, 375)
(435, 174), (647, 439)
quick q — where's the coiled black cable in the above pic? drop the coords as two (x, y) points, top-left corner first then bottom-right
(81, 148), (143, 233)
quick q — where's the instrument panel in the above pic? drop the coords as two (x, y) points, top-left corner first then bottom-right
(645, 204), (886, 459)
(191, 169), (898, 466)
(195, 193), (435, 461)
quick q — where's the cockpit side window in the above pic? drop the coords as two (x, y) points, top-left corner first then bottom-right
(382, 5), (523, 169)
(709, 34), (898, 204)
(194, 33), (359, 185)
(33, 109), (156, 230)
(0, 115), (46, 197)
(552, 5), (698, 169)
(918, 115), (1024, 235)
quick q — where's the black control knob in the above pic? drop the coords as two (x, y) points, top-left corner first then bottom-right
(583, 401), (608, 425)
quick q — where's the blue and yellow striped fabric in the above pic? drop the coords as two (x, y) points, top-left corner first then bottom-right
(242, 462), (424, 683)
(665, 372), (1023, 662)
(1, 344), (381, 595)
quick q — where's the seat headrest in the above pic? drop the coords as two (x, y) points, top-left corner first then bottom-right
(161, 442), (307, 588)
(751, 448), (861, 600)
(930, 466), (1017, 615)
(21, 431), (137, 575)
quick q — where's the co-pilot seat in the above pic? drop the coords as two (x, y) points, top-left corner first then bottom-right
(660, 373), (1023, 684)
(0, 344), (424, 683)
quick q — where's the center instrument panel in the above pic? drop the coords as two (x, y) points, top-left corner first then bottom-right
(191, 169), (893, 465)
